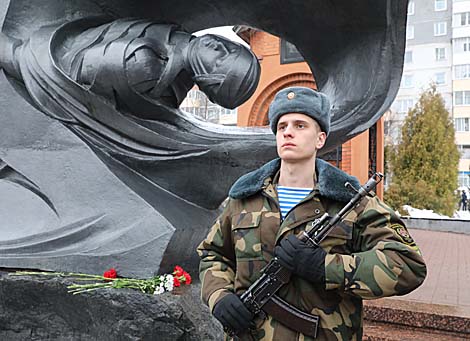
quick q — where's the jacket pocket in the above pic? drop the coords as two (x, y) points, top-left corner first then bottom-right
(231, 212), (263, 261)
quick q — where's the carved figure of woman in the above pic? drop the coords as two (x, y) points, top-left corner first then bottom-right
(0, 17), (266, 207)
(1, 17), (260, 114)
(0, 17), (271, 276)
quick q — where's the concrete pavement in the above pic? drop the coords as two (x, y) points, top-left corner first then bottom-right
(398, 229), (470, 307)
(363, 229), (470, 339)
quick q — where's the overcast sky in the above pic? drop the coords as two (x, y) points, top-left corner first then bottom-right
(193, 26), (248, 47)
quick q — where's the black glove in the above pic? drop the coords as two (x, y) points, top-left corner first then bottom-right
(212, 293), (254, 333)
(274, 234), (327, 286)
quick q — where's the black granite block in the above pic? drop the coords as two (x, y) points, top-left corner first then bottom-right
(0, 271), (223, 340)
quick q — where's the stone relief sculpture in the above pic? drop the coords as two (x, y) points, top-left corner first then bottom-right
(0, 0), (408, 277)
(2, 18), (260, 111)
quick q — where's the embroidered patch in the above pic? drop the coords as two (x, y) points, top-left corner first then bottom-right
(391, 224), (415, 245)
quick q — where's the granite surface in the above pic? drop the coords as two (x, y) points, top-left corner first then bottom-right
(0, 270), (223, 340)
(364, 320), (470, 341)
(364, 297), (470, 336)
(2, 269), (469, 340)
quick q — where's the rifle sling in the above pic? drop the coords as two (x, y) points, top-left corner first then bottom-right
(262, 294), (319, 338)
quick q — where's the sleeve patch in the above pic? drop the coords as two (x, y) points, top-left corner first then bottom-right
(390, 224), (415, 245)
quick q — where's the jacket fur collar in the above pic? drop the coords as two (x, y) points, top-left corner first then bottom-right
(229, 158), (361, 202)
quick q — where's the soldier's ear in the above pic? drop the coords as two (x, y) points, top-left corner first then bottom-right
(316, 132), (327, 149)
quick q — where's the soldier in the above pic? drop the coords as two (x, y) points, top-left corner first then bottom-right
(198, 87), (427, 340)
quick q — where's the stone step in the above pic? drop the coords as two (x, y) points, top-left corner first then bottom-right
(364, 320), (469, 340)
(364, 298), (470, 339)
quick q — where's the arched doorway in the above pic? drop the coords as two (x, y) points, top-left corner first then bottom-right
(247, 73), (316, 126)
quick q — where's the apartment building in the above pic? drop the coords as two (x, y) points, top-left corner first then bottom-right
(179, 88), (238, 125)
(389, 0), (470, 187)
(453, 0), (470, 186)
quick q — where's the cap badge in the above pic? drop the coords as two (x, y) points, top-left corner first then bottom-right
(287, 92), (295, 100)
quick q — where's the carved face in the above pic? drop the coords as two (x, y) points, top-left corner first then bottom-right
(192, 34), (239, 75)
(188, 34), (260, 109)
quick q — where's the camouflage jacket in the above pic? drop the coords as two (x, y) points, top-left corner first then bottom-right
(198, 158), (427, 340)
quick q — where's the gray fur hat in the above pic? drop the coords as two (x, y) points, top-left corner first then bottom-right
(268, 86), (331, 135)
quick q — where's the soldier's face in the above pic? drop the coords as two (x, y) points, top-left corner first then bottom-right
(276, 113), (326, 162)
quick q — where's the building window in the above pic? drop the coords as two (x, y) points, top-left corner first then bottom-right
(408, 1), (415, 15)
(395, 99), (414, 114)
(401, 75), (413, 88)
(454, 38), (470, 53)
(455, 118), (470, 131)
(404, 51), (413, 63)
(180, 89), (237, 124)
(458, 145), (470, 159)
(435, 0), (446, 11)
(458, 172), (470, 187)
(455, 64), (470, 79)
(406, 26), (414, 40)
(435, 72), (446, 85)
(435, 47), (446, 61)
(280, 39), (304, 64)
(434, 22), (447, 36)
(455, 92), (470, 106)
(459, 12), (470, 26)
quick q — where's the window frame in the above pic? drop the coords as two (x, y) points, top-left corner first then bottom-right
(464, 38), (470, 52)
(455, 117), (470, 131)
(455, 64), (470, 79)
(458, 172), (470, 187)
(406, 26), (415, 40)
(435, 72), (446, 85)
(408, 1), (415, 15)
(457, 145), (470, 159)
(435, 47), (446, 61)
(395, 99), (414, 114)
(460, 12), (470, 26)
(454, 91), (470, 106)
(434, 22), (447, 36)
(404, 50), (413, 63)
(401, 74), (414, 88)
(435, 0), (447, 12)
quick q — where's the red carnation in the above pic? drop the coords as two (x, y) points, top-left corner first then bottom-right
(173, 276), (181, 287)
(183, 272), (191, 285)
(103, 268), (117, 279)
(173, 265), (184, 277)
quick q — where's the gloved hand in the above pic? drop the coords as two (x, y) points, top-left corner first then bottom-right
(212, 293), (254, 333)
(274, 234), (327, 286)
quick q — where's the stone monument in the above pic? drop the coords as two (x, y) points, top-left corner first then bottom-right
(0, 1), (409, 339)
(0, 0), (408, 278)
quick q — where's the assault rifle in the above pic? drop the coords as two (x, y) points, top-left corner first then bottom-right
(228, 172), (384, 338)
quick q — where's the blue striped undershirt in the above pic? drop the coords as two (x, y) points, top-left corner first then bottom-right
(277, 186), (313, 219)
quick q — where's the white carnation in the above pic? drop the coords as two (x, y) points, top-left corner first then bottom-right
(164, 274), (174, 291)
(154, 284), (165, 295)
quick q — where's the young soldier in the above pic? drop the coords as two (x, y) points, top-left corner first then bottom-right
(198, 87), (427, 340)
